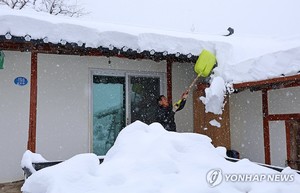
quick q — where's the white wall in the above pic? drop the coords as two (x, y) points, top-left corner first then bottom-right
(230, 87), (300, 165)
(269, 87), (300, 114)
(0, 51), (194, 182)
(269, 121), (287, 167)
(268, 87), (299, 167)
(36, 54), (167, 161)
(0, 51), (31, 182)
(229, 90), (265, 163)
(172, 62), (195, 132)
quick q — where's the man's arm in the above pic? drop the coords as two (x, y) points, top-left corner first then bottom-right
(173, 91), (188, 112)
(176, 98), (186, 111)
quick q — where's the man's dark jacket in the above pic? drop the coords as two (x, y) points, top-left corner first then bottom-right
(156, 99), (186, 132)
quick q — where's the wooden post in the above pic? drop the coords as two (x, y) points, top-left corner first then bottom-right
(166, 59), (172, 102)
(262, 89), (271, 164)
(285, 121), (291, 166)
(28, 51), (38, 152)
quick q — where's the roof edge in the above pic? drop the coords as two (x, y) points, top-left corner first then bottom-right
(0, 35), (197, 63)
(233, 74), (300, 92)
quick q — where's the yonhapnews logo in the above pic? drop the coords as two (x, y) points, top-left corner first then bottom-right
(206, 168), (294, 187)
(206, 169), (223, 187)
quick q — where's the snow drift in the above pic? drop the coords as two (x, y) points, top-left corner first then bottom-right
(22, 121), (300, 193)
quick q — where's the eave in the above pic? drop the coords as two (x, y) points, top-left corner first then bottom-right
(232, 73), (300, 92)
(0, 35), (198, 63)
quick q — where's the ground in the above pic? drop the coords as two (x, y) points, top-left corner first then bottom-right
(0, 180), (23, 193)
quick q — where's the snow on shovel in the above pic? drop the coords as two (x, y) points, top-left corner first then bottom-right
(174, 49), (217, 106)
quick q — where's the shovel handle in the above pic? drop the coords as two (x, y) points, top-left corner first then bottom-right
(187, 74), (201, 94)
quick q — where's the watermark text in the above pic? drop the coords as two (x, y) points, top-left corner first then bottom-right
(206, 169), (294, 187)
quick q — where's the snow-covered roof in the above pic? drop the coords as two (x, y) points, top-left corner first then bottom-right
(1, 2), (300, 86)
(0, 7), (218, 61)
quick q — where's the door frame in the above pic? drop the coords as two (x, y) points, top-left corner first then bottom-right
(89, 68), (166, 153)
(126, 72), (165, 124)
(285, 120), (300, 170)
(261, 89), (300, 164)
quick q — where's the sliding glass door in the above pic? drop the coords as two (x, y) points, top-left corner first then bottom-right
(129, 75), (160, 124)
(92, 71), (164, 155)
(92, 75), (126, 155)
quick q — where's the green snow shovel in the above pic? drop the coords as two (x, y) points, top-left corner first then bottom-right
(174, 49), (217, 106)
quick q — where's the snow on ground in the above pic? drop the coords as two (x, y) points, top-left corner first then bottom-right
(21, 121), (300, 193)
(21, 150), (48, 175)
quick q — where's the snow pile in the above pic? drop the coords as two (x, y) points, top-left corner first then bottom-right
(21, 150), (48, 174)
(219, 46), (300, 83)
(22, 121), (300, 193)
(22, 154), (99, 193)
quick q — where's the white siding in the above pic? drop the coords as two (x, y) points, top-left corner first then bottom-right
(0, 52), (195, 182)
(229, 90), (265, 163)
(269, 121), (287, 167)
(172, 62), (195, 132)
(269, 87), (300, 114)
(0, 51), (31, 182)
(36, 54), (167, 161)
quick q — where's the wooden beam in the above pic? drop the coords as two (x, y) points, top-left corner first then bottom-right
(28, 51), (38, 152)
(267, 114), (300, 121)
(285, 121), (291, 165)
(196, 82), (209, 90)
(167, 59), (173, 102)
(262, 89), (271, 164)
(0, 40), (197, 63)
(233, 74), (300, 92)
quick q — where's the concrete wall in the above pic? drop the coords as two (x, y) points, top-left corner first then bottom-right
(36, 54), (167, 161)
(269, 87), (300, 114)
(0, 51), (31, 182)
(229, 90), (265, 163)
(269, 121), (287, 167)
(230, 87), (300, 165)
(0, 51), (197, 183)
(268, 87), (299, 167)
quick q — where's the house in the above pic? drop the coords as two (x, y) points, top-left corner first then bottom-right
(0, 37), (198, 183)
(0, 10), (201, 182)
(1, 3), (300, 183)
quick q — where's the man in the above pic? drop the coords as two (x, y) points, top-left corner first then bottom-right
(156, 91), (188, 132)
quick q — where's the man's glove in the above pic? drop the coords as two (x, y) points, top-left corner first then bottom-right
(173, 103), (179, 112)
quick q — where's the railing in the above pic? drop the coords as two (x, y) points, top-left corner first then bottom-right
(23, 157), (105, 179)
(23, 155), (300, 180)
(225, 157), (300, 175)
